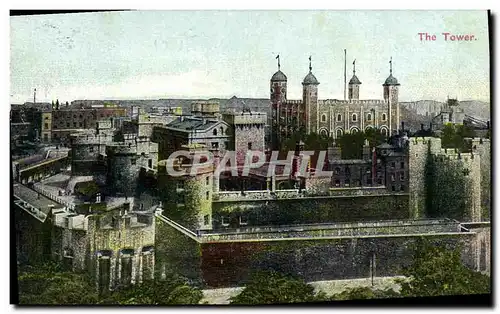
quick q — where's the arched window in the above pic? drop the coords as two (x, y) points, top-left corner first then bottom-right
(336, 128), (343, 138)
(321, 114), (327, 122)
(382, 113), (387, 121)
(213, 129), (218, 136)
(320, 129), (328, 137)
(352, 114), (357, 122)
(337, 114), (342, 122)
(220, 127), (224, 135)
(351, 127), (359, 134)
(367, 113), (372, 121)
(381, 128), (388, 137)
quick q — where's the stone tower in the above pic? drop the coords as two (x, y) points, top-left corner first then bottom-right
(348, 60), (361, 101)
(303, 56), (320, 134)
(157, 143), (214, 231)
(270, 55), (287, 150)
(106, 143), (141, 197)
(383, 57), (400, 135)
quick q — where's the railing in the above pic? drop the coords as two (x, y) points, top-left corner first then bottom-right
(32, 183), (75, 211)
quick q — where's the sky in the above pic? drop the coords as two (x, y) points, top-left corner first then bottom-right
(10, 10), (490, 104)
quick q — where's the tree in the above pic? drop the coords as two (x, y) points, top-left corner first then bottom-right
(230, 271), (327, 305)
(330, 286), (400, 301)
(99, 275), (203, 305)
(17, 262), (203, 305)
(17, 262), (99, 305)
(397, 240), (490, 297)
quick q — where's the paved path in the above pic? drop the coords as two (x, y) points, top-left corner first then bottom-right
(200, 276), (405, 304)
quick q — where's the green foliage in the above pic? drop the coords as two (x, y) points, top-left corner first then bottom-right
(397, 239), (490, 297)
(441, 124), (476, 151)
(330, 286), (400, 301)
(99, 275), (203, 305)
(280, 131), (333, 153)
(230, 271), (327, 305)
(17, 262), (203, 305)
(74, 181), (100, 201)
(336, 129), (385, 159)
(17, 262), (99, 305)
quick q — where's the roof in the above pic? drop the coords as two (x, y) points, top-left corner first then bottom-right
(302, 72), (320, 85)
(383, 74), (400, 86)
(271, 70), (287, 82)
(349, 74), (362, 85)
(166, 117), (222, 132)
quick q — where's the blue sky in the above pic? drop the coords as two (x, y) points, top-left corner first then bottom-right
(10, 10), (490, 103)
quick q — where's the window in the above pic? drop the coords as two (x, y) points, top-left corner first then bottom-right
(131, 159), (136, 165)
(335, 167), (340, 175)
(79, 122), (83, 127)
(382, 113), (387, 121)
(248, 142), (252, 150)
(352, 114), (357, 122)
(334, 180), (340, 187)
(44, 123), (49, 129)
(89, 146), (94, 153)
(400, 185), (405, 191)
(204, 215), (210, 225)
(321, 114), (327, 122)
(392, 185), (396, 192)
(345, 179), (350, 187)
(73, 122), (77, 127)
(148, 159), (152, 168)
(206, 176), (210, 185)
(400, 161), (405, 169)
(367, 113), (372, 121)
(337, 114), (342, 122)
(336, 129), (343, 137)
(391, 162), (396, 168)
(213, 129), (218, 136)
(377, 178), (382, 185)
(206, 191), (210, 200)
(400, 172), (405, 180)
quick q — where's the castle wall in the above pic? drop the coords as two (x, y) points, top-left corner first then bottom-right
(199, 233), (473, 288)
(211, 194), (410, 229)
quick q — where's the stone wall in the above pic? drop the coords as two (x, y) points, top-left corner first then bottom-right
(212, 194), (410, 229)
(199, 233), (473, 288)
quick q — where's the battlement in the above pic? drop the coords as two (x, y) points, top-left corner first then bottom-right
(409, 137), (436, 145)
(106, 143), (138, 155)
(70, 131), (114, 145)
(229, 112), (267, 125)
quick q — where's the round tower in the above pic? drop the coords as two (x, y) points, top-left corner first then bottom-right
(348, 59), (361, 101)
(302, 56), (320, 134)
(106, 143), (140, 197)
(157, 143), (214, 231)
(270, 55), (288, 150)
(383, 57), (401, 136)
